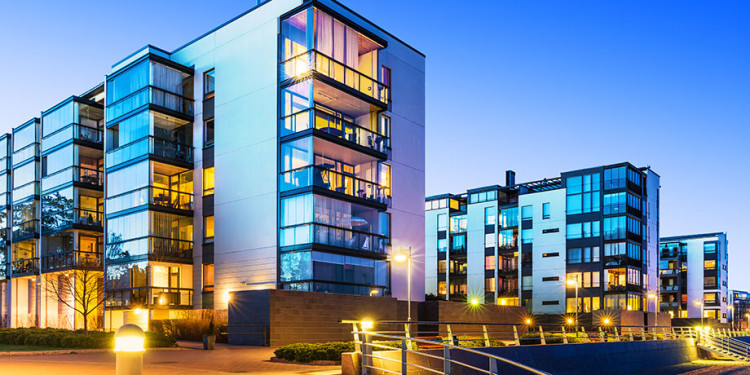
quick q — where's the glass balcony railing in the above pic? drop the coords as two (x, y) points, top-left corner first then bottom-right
(42, 208), (103, 233)
(42, 251), (102, 272)
(12, 144), (39, 166)
(150, 237), (193, 260)
(42, 124), (103, 152)
(279, 223), (388, 254)
(150, 186), (194, 211)
(105, 237), (193, 263)
(106, 136), (193, 167)
(281, 108), (390, 153)
(43, 166), (103, 190)
(12, 219), (39, 239)
(660, 285), (679, 292)
(106, 86), (194, 122)
(105, 287), (193, 308)
(660, 269), (679, 276)
(11, 258), (39, 276)
(280, 165), (390, 205)
(281, 50), (389, 105)
(13, 182), (40, 201)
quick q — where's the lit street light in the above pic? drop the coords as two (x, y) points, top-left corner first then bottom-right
(695, 300), (705, 327)
(647, 292), (658, 333)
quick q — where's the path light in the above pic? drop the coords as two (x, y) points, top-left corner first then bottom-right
(524, 318), (533, 325)
(470, 298), (479, 306)
(567, 318), (574, 325)
(499, 298), (507, 306)
(361, 319), (374, 330)
(602, 318), (610, 325)
(114, 324), (145, 375)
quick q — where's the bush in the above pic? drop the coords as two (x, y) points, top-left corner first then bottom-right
(275, 342), (354, 363)
(150, 310), (227, 342)
(0, 328), (176, 349)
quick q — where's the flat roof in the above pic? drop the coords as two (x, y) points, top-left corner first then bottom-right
(660, 232), (725, 242)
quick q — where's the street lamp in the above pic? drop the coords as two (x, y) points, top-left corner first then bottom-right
(647, 292), (657, 332)
(566, 279), (579, 334)
(393, 248), (412, 322)
(695, 300), (705, 327)
(745, 313), (749, 330)
(728, 306), (734, 329)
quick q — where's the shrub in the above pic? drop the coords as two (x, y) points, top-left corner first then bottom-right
(150, 310), (227, 342)
(0, 328), (176, 349)
(274, 342), (354, 363)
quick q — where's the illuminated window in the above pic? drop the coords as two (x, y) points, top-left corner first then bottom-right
(704, 260), (716, 270)
(203, 167), (215, 195)
(485, 255), (495, 270)
(485, 278), (496, 292)
(203, 264), (215, 292)
(204, 216), (215, 240)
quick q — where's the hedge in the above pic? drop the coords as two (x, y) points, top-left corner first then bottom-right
(0, 328), (176, 349)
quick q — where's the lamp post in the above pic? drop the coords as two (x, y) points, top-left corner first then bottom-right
(647, 292), (657, 333)
(695, 300), (704, 327)
(566, 279), (579, 335)
(393, 247), (412, 322)
(728, 305), (734, 329)
(745, 313), (749, 330)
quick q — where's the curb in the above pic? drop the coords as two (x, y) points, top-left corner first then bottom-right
(0, 347), (189, 357)
(270, 357), (341, 366)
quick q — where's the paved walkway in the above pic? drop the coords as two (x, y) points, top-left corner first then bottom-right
(0, 342), (341, 375)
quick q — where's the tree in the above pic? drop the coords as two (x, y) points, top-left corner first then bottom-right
(44, 269), (104, 335)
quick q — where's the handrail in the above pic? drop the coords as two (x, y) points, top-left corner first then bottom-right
(279, 222), (388, 254)
(280, 107), (390, 153)
(280, 165), (391, 205)
(355, 330), (550, 375)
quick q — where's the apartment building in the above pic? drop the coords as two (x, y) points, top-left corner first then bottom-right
(0, 0), (425, 330)
(425, 163), (660, 315)
(659, 233), (728, 322)
(729, 290), (749, 328)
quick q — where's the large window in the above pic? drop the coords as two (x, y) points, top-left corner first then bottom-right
(521, 229), (532, 244)
(500, 207), (518, 227)
(542, 203), (550, 219)
(204, 216), (215, 240)
(603, 216), (626, 240)
(566, 221), (600, 239)
(521, 205), (532, 220)
(437, 214), (447, 231)
(485, 207), (496, 225)
(603, 192), (626, 215)
(203, 264), (214, 292)
(567, 247), (600, 264)
(604, 167), (626, 190)
(203, 167), (215, 196)
(566, 173), (601, 215)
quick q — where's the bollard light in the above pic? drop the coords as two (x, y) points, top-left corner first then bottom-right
(361, 319), (374, 330)
(470, 298), (479, 306)
(114, 324), (146, 375)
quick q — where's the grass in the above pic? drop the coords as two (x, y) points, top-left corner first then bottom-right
(0, 344), (66, 352)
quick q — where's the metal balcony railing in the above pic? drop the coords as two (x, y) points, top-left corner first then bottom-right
(280, 165), (390, 205)
(281, 50), (389, 105)
(12, 219), (39, 239)
(106, 136), (193, 167)
(11, 258), (39, 276)
(105, 287), (193, 308)
(279, 223), (388, 254)
(280, 108), (390, 153)
(42, 251), (103, 272)
(42, 208), (103, 233)
(150, 186), (194, 211)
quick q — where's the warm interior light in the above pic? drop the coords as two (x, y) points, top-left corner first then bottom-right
(361, 319), (374, 330)
(133, 308), (143, 315)
(566, 279), (576, 286)
(393, 254), (408, 263)
(370, 289), (378, 296)
(567, 318), (574, 324)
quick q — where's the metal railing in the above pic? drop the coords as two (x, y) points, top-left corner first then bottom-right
(106, 136), (193, 167)
(280, 108), (390, 153)
(41, 251), (102, 272)
(150, 186), (194, 210)
(698, 328), (750, 360)
(281, 50), (389, 104)
(42, 208), (103, 233)
(12, 219), (39, 238)
(11, 258), (39, 276)
(280, 165), (390, 205)
(279, 222), (388, 254)
(105, 286), (193, 308)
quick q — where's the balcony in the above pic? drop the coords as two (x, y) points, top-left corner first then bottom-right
(42, 251), (102, 272)
(42, 124), (103, 152)
(281, 50), (389, 105)
(660, 301), (680, 309)
(660, 269), (679, 276)
(105, 287), (193, 309)
(151, 186), (194, 211)
(106, 136), (193, 167)
(281, 108), (389, 154)
(280, 166), (390, 205)
(151, 237), (193, 261)
(105, 237), (193, 263)
(106, 86), (194, 122)
(661, 285), (680, 292)
(660, 250), (680, 259)
(11, 258), (39, 276)
(42, 208), (103, 233)
(279, 223), (387, 255)
(12, 144), (39, 166)
(13, 181), (40, 201)
(13, 220), (39, 239)
(43, 166), (103, 190)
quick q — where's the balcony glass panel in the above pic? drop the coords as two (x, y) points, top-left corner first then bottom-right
(105, 136), (193, 167)
(281, 108), (389, 153)
(42, 166), (103, 191)
(13, 182), (40, 201)
(43, 124), (103, 152)
(42, 251), (102, 272)
(12, 144), (39, 166)
(42, 208), (103, 233)
(11, 258), (39, 276)
(106, 287), (193, 308)
(13, 219), (39, 238)
(105, 237), (193, 261)
(13, 123), (38, 152)
(280, 165), (390, 205)
(282, 51), (388, 105)
(106, 87), (194, 122)
(42, 101), (75, 138)
(279, 223), (387, 254)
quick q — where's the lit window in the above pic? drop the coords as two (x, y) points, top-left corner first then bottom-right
(203, 167), (215, 195)
(203, 264), (215, 292)
(204, 216), (215, 240)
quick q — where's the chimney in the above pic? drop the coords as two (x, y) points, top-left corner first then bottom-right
(506, 170), (516, 186)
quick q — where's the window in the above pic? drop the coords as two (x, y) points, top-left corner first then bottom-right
(485, 233), (496, 248)
(471, 190), (497, 204)
(568, 248), (582, 264)
(603, 192), (626, 215)
(485, 277), (496, 292)
(500, 207), (519, 227)
(522, 229), (532, 244)
(204, 69), (216, 97)
(704, 293), (717, 303)
(604, 167), (626, 190)
(542, 203), (550, 219)
(542, 276), (559, 282)
(485, 256), (495, 270)
(704, 276), (717, 289)
(568, 247), (600, 264)
(451, 235), (466, 250)
(603, 216), (626, 240)
(204, 119), (214, 147)
(521, 205), (533, 220)
(542, 252), (559, 258)
(381, 66), (391, 88)
(604, 242), (626, 256)
(542, 300), (560, 305)
(450, 216), (467, 232)
(437, 239), (447, 253)
(704, 260), (716, 270)
(499, 230), (517, 249)
(204, 216), (215, 240)
(542, 228), (559, 234)
(485, 207), (496, 225)
(627, 168), (642, 186)
(203, 167), (215, 195)
(437, 214), (447, 231)
(203, 264), (215, 292)
(567, 272), (600, 288)
(522, 276), (532, 291)
(566, 173), (601, 214)
(704, 242), (717, 254)
(566, 221), (600, 239)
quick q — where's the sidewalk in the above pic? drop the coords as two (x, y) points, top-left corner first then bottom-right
(0, 341), (342, 375)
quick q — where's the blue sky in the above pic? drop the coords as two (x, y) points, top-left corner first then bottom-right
(1, 1), (748, 290)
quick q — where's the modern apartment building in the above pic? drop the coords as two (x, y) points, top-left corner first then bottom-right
(729, 290), (749, 327)
(0, 0), (425, 330)
(425, 163), (660, 315)
(659, 233), (728, 322)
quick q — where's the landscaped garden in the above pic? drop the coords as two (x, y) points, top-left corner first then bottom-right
(0, 328), (176, 351)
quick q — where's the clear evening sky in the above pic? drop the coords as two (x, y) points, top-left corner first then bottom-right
(1, 1), (747, 289)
